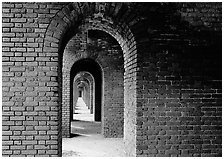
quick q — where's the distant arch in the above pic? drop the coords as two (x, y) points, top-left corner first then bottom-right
(70, 58), (102, 122)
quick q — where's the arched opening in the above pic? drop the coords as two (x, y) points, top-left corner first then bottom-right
(62, 28), (125, 139)
(70, 58), (102, 123)
(74, 71), (95, 115)
(74, 76), (92, 121)
(44, 3), (138, 156)
(61, 29), (126, 156)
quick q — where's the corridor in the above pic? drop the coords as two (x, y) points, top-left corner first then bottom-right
(73, 97), (94, 121)
(62, 98), (125, 157)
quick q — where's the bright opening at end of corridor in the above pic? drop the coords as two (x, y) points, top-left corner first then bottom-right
(73, 97), (94, 122)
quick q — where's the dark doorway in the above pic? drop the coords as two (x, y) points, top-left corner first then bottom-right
(79, 90), (82, 97)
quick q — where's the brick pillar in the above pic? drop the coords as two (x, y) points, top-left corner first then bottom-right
(62, 71), (70, 137)
(73, 81), (78, 114)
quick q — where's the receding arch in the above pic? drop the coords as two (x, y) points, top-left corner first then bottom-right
(76, 79), (89, 107)
(70, 58), (102, 123)
(74, 76), (91, 109)
(74, 72), (95, 113)
(62, 27), (125, 138)
(43, 2), (138, 156)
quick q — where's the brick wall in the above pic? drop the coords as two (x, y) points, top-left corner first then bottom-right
(83, 81), (90, 109)
(88, 30), (125, 137)
(2, 2), (221, 157)
(132, 2), (222, 157)
(73, 79), (78, 112)
(82, 72), (94, 112)
(2, 2), (67, 156)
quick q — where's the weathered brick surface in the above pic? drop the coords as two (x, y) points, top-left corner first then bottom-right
(2, 2), (66, 157)
(2, 2), (221, 157)
(132, 2), (221, 157)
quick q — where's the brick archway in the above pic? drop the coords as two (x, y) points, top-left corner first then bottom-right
(70, 59), (102, 123)
(74, 75), (91, 110)
(43, 2), (138, 156)
(74, 72), (94, 114)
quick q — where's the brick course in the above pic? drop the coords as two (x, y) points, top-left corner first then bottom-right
(2, 2), (65, 157)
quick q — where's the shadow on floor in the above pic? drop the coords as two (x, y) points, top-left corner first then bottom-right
(70, 133), (83, 138)
(71, 120), (101, 135)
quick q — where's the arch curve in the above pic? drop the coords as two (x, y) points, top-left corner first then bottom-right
(43, 2), (139, 156)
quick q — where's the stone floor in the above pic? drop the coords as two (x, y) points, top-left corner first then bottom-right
(62, 98), (125, 157)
